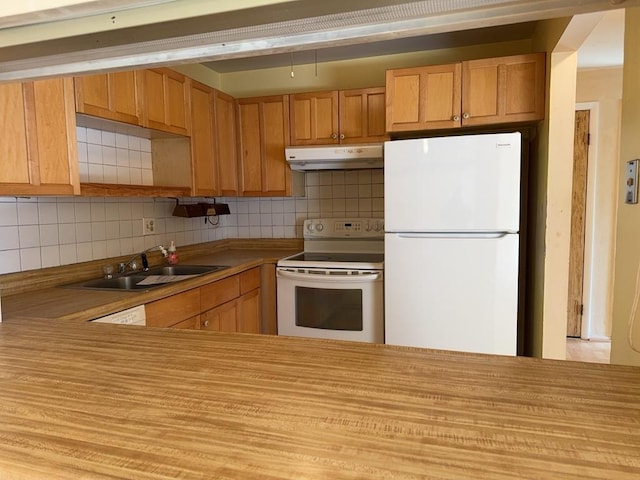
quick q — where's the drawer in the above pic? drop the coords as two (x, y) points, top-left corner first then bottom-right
(200, 275), (240, 311)
(145, 289), (201, 328)
(240, 267), (260, 294)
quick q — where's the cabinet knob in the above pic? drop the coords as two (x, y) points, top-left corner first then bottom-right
(331, 133), (338, 140)
(203, 320), (209, 327)
(340, 133), (345, 140)
(462, 112), (470, 119)
(452, 115), (460, 122)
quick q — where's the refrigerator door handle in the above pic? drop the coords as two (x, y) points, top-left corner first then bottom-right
(395, 232), (515, 239)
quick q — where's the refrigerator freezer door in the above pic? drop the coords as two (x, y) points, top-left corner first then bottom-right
(384, 232), (519, 355)
(384, 133), (521, 232)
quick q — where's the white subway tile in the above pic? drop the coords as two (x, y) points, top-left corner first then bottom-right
(59, 244), (78, 265)
(115, 133), (128, 149)
(103, 165), (118, 183)
(90, 202), (106, 222)
(20, 247), (42, 271)
(306, 172), (319, 186)
(141, 151), (152, 169)
(102, 146), (117, 166)
(87, 143), (103, 164)
(102, 131), (116, 147)
(78, 163), (89, 183)
(92, 241), (107, 260)
(117, 166), (131, 185)
(58, 223), (77, 245)
(105, 221), (120, 240)
(77, 142), (88, 164)
(358, 170), (372, 184)
(128, 135), (142, 151)
(38, 203), (58, 225)
(57, 203), (75, 223)
(17, 202), (39, 225)
(39, 224), (59, 247)
(76, 126), (87, 142)
(140, 138), (152, 153)
(0, 203), (18, 226)
(129, 150), (141, 168)
(119, 237), (134, 256)
(76, 242), (93, 262)
(106, 239), (121, 257)
(88, 164), (104, 183)
(359, 184), (372, 198)
(0, 226), (19, 250)
(86, 128), (102, 145)
(319, 186), (332, 199)
(272, 226), (285, 238)
(119, 220), (133, 238)
(91, 222), (106, 241)
(0, 249), (21, 274)
(75, 222), (92, 243)
(41, 245), (60, 268)
(130, 168), (142, 185)
(74, 203), (92, 223)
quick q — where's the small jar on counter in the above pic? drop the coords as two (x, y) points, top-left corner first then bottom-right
(167, 241), (179, 265)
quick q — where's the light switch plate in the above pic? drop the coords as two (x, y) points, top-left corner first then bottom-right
(625, 159), (639, 204)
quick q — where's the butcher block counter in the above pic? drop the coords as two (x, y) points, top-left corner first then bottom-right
(0, 318), (639, 479)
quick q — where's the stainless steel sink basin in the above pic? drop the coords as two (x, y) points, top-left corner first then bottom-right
(141, 265), (229, 276)
(74, 275), (151, 291)
(63, 265), (229, 291)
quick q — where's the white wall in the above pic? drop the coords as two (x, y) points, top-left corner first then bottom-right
(576, 67), (623, 339)
(0, 128), (383, 275)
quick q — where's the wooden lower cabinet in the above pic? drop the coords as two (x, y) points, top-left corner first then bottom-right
(144, 267), (262, 333)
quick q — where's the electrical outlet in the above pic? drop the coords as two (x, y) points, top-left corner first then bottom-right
(142, 217), (155, 235)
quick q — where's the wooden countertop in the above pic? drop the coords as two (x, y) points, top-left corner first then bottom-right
(1, 246), (299, 323)
(0, 318), (638, 479)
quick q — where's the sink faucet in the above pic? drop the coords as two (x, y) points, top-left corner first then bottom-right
(118, 245), (168, 274)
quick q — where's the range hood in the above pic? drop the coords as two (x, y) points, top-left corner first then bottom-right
(285, 144), (383, 171)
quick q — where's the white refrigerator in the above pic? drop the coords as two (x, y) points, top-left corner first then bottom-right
(384, 132), (521, 356)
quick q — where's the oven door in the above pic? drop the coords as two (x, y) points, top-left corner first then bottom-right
(276, 267), (384, 343)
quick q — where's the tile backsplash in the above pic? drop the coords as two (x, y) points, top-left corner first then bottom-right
(0, 130), (384, 275)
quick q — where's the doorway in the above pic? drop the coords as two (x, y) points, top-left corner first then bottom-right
(567, 109), (590, 338)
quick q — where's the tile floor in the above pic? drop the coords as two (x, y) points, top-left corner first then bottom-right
(565, 338), (611, 364)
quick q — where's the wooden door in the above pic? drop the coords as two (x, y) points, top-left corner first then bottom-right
(201, 301), (238, 332)
(141, 68), (190, 135)
(462, 53), (545, 127)
(261, 95), (290, 195)
(566, 110), (590, 337)
(237, 100), (263, 196)
(237, 288), (261, 334)
(0, 83), (31, 189)
(190, 80), (218, 196)
(214, 89), (239, 196)
(289, 91), (338, 145)
(339, 87), (388, 143)
(385, 63), (461, 132)
(74, 71), (140, 125)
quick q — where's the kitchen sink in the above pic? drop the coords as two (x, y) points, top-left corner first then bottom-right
(141, 265), (228, 276)
(63, 265), (229, 291)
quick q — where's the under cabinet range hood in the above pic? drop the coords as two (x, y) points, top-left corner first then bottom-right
(285, 144), (383, 171)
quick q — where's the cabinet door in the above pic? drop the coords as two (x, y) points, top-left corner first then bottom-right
(0, 83), (31, 190)
(237, 95), (291, 196)
(462, 53), (545, 126)
(385, 64), (461, 132)
(290, 91), (338, 145)
(201, 300), (238, 332)
(190, 80), (219, 196)
(1, 78), (80, 196)
(74, 71), (140, 125)
(171, 315), (201, 330)
(141, 68), (190, 136)
(214, 89), (239, 196)
(237, 288), (261, 334)
(339, 87), (388, 143)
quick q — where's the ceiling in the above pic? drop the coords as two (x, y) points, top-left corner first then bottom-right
(577, 9), (625, 69)
(0, 0), (632, 81)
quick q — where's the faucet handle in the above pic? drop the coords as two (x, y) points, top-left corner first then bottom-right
(141, 253), (149, 271)
(118, 263), (126, 274)
(102, 264), (114, 279)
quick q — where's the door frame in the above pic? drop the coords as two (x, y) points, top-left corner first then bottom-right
(575, 101), (599, 339)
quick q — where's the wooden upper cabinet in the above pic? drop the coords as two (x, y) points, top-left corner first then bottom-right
(237, 95), (292, 196)
(339, 87), (389, 143)
(74, 71), (141, 125)
(290, 91), (339, 145)
(190, 80), (219, 197)
(213, 89), (239, 196)
(0, 78), (79, 196)
(386, 53), (545, 133)
(140, 68), (190, 136)
(461, 53), (546, 127)
(290, 88), (387, 145)
(386, 63), (461, 132)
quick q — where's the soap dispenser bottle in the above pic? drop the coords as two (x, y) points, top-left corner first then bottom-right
(167, 241), (179, 265)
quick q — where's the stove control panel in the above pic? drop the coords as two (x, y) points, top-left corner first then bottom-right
(304, 218), (384, 238)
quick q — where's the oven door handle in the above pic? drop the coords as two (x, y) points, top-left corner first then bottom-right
(277, 270), (382, 283)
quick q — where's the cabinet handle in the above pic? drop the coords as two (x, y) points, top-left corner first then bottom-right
(452, 115), (460, 122)
(331, 133), (338, 140)
(203, 320), (209, 327)
(340, 133), (345, 140)
(462, 112), (470, 119)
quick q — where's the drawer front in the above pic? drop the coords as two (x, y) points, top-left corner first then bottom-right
(201, 275), (240, 311)
(145, 289), (201, 328)
(170, 315), (201, 330)
(240, 267), (260, 294)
